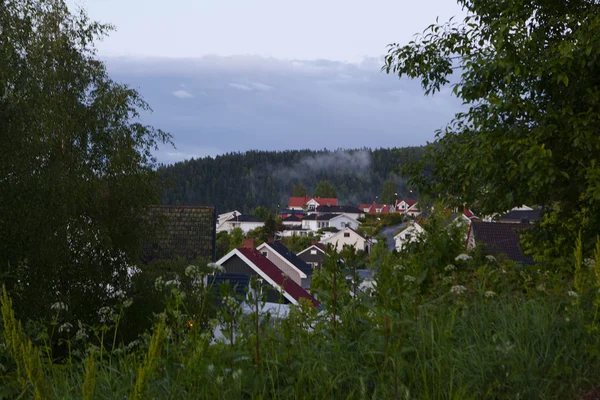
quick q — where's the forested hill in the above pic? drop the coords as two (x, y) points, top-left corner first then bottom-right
(157, 147), (424, 213)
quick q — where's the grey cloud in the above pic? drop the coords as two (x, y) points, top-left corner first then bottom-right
(105, 55), (463, 164)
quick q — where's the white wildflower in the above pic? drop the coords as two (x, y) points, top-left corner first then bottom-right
(567, 290), (579, 298)
(484, 290), (496, 298)
(455, 254), (472, 262)
(223, 296), (238, 309)
(98, 306), (112, 316)
(114, 290), (125, 299)
(444, 264), (456, 272)
(232, 369), (242, 380)
(122, 298), (133, 308)
(536, 284), (546, 292)
(450, 285), (467, 295)
(207, 364), (215, 373)
(185, 265), (202, 278)
(584, 258), (596, 269)
(394, 265), (405, 271)
(154, 276), (165, 291)
(126, 340), (140, 351)
(216, 376), (224, 385)
(442, 276), (454, 285)
(165, 279), (180, 288)
(208, 262), (225, 273)
(51, 302), (68, 312)
(404, 275), (416, 283)
(58, 322), (73, 333)
(75, 328), (88, 341)
(485, 255), (497, 263)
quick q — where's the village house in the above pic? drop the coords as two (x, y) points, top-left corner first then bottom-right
(321, 227), (373, 253)
(216, 210), (241, 231)
(297, 241), (329, 269)
(278, 226), (313, 237)
(215, 239), (319, 306)
(395, 199), (421, 217)
(466, 221), (534, 265)
(301, 213), (360, 232)
(394, 221), (425, 251)
(359, 202), (396, 215)
(216, 214), (264, 234)
(256, 241), (313, 289)
(281, 215), (302, 227)
(288, 196), (338, 211)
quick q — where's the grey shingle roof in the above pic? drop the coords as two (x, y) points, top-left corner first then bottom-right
(499, 209), (543, 223)
(142, 206), (216, 263)
(471, 222), (534, 265)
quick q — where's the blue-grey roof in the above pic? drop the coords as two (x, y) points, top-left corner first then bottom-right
(267, 242), (313, 276)
(499, 209), (542, 223)
(316, 205), (363, 214)
(301, 213), (338, 221)
(231, 215), (264, 223)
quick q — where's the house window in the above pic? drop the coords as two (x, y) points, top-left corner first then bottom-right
(344, 232), (350, 238)
(310, 250), (317, 255)
(261, 251), (268, 257)
(405, 234), (412, 240)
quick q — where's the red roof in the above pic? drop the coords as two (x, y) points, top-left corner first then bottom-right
(463, 207), (474, 218)
(288, 196), (338, 208)
(359, 202), (393, 214)
(237, 248), (320, 307)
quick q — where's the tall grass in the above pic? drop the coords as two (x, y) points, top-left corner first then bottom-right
(2, 250), (600, 398)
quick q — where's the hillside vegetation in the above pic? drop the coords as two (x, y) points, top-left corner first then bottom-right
(158, 147), (424, 212)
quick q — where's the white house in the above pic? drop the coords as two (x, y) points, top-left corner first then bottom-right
(301, 214), (360, 232)
(278, 227), (313, 237)
(394, 222), (425, 251)
(217, 215), (264, 234)
(288, 196), (338, 211)
(216, 210), (241, 231)
(321, 227), (373, 253)
(329, 214), (360, 230)
(395, 200), (421, 217)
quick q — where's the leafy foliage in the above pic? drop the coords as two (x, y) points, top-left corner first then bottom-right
(384, 0), (600, 257)
(313, 180), (337, 198)
(380, 179), (398, 204)
(291, 183), (308, 197)
(0, 0), (170, 323)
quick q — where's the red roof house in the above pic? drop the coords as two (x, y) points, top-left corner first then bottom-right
(216, 244), (320, 307)
(288, 196), (338, 210)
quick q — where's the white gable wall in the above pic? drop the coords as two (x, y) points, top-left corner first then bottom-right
(322, 228), (369, 253)
(394, 223), (424, 251)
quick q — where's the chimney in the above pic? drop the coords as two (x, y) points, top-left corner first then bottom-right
(267, 236), (275, 243)
(242, 238), (255, 249)
(312, 239), (319, 246)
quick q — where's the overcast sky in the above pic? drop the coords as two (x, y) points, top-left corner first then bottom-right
(66, 0), (467, 163)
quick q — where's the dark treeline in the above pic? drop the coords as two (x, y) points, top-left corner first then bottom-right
(158, 147), (424, 213)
